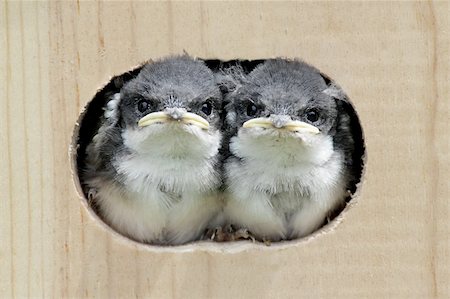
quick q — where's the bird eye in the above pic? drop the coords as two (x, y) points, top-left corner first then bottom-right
(137, 99), (150, 113)
(201, 102), (212, 116)
(246, 103), (258, 117)
(306, 110), (320, 123)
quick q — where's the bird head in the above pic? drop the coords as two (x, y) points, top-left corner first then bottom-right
(223, 59), (345, 164)
(109, 56), (223, 157)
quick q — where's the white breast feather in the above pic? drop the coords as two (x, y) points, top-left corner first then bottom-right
(87, 117), (223, 244)
(225, 130), (346, 240)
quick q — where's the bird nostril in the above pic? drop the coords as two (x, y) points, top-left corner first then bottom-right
(165, 107), (186, 120)
(270, 115), (291, 128)
(272, 119), (285, 128)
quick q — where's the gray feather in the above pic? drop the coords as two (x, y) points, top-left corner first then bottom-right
(221, 58), (362, 241)
(82, 55), (224, 245)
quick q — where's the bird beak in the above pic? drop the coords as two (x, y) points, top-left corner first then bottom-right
(243, 117), (320, 134)
(138, 109), (210, 130)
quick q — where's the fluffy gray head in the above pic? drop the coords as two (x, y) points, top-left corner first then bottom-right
(218, 58), (358, 175)
(223, 59), (340, 136)
(120, 55), (222, 130)
(85, 56), (224, 179)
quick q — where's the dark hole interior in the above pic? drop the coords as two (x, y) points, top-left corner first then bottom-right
(74, 59), (366, 243)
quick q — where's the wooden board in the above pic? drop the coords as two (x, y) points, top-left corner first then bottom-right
(1, 1), (449, 298)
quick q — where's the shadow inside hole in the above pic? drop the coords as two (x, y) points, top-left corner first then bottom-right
(74, 59), (366, 244)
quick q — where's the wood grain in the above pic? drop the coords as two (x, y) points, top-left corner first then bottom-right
(1, 1), (449, 298)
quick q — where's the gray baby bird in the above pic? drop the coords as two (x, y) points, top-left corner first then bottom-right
(84, 56), (223, 245)
(221, 59), (357, 241)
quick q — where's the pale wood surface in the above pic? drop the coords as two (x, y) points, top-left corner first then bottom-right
(1, 1), (449, 298)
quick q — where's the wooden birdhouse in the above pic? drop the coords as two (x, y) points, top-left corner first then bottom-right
(1, 2), (448, 298)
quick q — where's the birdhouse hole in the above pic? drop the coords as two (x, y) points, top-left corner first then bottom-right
(70, 58), (366, 251)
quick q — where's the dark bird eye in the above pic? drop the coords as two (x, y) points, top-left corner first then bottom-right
(306, 110), (320, 123)
(137, 99), (150, 113)
(246, 103), (258, 116)
(201, 102), (212, 115)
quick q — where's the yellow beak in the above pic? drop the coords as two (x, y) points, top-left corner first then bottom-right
(242, 117), (319, 134)
(138, 111), (210, 130)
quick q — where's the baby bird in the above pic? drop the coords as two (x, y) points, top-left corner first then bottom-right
(83, 56), (223, 245)
(222, 59), (357, 241)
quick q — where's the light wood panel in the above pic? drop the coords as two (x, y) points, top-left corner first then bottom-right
(1, 1), (449, 298)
